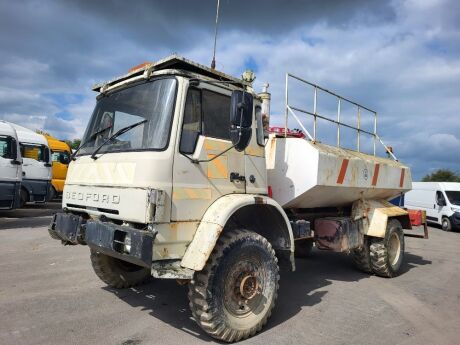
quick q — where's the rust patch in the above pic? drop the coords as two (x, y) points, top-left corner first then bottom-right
(399, 168), (405, 187)
(372, 164), (380, 186)
(336, 159), (349, 184)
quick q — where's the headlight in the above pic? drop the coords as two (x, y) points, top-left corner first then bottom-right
(451, 207), (460, 213)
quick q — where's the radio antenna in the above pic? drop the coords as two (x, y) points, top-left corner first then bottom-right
(211, 0), (220, 69)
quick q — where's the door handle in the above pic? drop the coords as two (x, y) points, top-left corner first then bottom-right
(230, 172), (246, 183)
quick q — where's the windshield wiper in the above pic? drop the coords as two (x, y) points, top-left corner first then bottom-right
(70, 126), (113, 160)
(90, 119), (147, 160)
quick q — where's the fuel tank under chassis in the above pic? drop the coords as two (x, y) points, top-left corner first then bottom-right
(266, 137), (412, 209)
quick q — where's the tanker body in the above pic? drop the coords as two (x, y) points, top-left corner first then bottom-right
(48, 55), (425, 343)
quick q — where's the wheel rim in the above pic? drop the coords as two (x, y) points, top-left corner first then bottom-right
(442, 220), (448, 230)
(223, 258), (265, 318)
(388, 232), (401, 266)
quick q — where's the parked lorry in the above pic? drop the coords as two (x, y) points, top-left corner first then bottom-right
(405, 182), (460, 231)
(0, 121), (22, 210)
(11, 124), (52, 207)
(49, 55), (425, 342)
(44, 134), (72, 199)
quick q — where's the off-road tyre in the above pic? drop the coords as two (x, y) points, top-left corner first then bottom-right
(441, 217), (452, 232)
(188, 229), (279, 343)
(294, 239), (314, 258)
(351, 236), (372, 273)
(48, 226), (61, 240)
(90, 250), (151, 289)
(19, 188), (28, 208)
(370, 219), (405, 278)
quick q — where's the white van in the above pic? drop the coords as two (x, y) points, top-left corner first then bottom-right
(404, 182), (460, 231)
(11, 124), (52, 207)
(0, 121), (22, 209)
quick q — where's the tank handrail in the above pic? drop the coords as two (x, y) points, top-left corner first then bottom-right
(285, 72), (398, 161)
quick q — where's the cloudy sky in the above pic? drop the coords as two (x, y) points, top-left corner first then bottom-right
(1, 0), (459, 179)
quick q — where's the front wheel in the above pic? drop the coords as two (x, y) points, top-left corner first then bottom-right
(370, 219), (405, 278)
(442, 217), (452, 232)
(188, 229), (279, 343)
(90, 250), (151, 289)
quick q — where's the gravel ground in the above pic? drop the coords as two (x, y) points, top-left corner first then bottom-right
(0, 203), (459, 345)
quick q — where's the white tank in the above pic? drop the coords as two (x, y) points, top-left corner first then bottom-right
(266, 136), (412, 209)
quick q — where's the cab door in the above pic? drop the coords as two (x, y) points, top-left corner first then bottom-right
(0, 136), (21, 182)
(51, 150), (70, 191)
(21, 144), (51, 181)
(172, 84), (245, 222)
(0, 135), (21, 207)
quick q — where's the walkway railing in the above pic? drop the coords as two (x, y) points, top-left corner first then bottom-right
(285, 73), (397, 161)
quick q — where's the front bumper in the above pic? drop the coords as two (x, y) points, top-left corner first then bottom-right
(49, 213), (154, 268)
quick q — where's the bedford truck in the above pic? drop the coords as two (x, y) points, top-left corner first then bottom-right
(49, 55), (425, 342)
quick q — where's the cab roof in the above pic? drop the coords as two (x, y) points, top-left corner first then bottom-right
(92, 54), (248, 92)
(44, 134), (71, 152)
(0, 120), (18, 138)
(10, 123), (48, 146)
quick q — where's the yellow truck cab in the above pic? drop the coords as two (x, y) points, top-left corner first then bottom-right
(44, 134), (71, 199)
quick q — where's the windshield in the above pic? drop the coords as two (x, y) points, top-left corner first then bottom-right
(78, 78), (177, 155)
(445, 191), (460, 206)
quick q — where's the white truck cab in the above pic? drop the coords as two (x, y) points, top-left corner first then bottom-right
(405, 182), (460, 231)
(0, 121), (22, 209)
(11, 124), (52, 206)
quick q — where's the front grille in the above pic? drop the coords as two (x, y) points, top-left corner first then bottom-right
(66, 203), (119, 215)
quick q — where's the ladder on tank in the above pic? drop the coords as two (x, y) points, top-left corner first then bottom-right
(284, 73), (398, 161)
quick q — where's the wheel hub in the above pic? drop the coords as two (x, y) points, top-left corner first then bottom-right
(224, 260), (264, 316)
(239, 274), (259, 300)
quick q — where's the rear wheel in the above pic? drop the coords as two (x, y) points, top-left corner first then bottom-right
(90, 250), (151, 289)
(188, 229), (279, 343)
(19, 188), (28, 208)
(351, 236), (372, 273)
(370, 219), (404, 278)
(442, 217), (452, 232)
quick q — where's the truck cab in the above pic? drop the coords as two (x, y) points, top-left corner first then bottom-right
(0, 121), (22, 210)
(12, 124), (52, 207)
(44, 134), (72, 199)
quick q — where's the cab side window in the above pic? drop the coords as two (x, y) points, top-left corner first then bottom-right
(202, 89), (231, 140)
(436, 191), (446, 206)
(180, 88), (231, 154)
(0, 136), (12, 159)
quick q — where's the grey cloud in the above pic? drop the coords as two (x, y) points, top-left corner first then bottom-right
(0, 0), (459, 180)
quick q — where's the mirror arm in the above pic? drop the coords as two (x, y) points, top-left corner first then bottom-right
(180, 143), (237, 164)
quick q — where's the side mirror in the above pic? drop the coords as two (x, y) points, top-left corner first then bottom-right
(230, 90), (253, 151)
(10, 138), (18, 160)
(43, 146), (51, 163)
(59, 154), (70, 165)
(230, 90), (253, 128)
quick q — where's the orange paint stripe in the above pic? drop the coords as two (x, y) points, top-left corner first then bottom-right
(371, 164), (380, 186)
(399, 168), (405, 187)
(336, 159), (349, 184)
